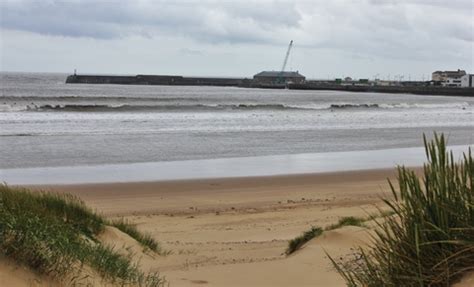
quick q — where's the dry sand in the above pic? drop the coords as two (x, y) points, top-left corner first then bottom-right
(8, 166), (473, 286)
(0, 256), (59, 287)
(3, 167), (472, 286)
(11, 168), (398, 286)
(17, 167), (474, 286)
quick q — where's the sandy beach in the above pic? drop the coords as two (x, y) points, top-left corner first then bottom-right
(4, 166), (474, 287)
(7, 168), (400, 287)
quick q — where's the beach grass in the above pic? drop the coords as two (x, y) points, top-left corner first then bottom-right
(0, 185), (165, 286)
(330, 134), (474, 286)
(286, 226), (323, 255)
(110, 218), (161, 253)
(326, 216), (366, 230)
(286, 216), (367, 255)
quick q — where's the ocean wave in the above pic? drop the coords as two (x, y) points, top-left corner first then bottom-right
(0, 104), (27, 112)
(0, 133), (34, 137)
(329, 103), (380, 109)
(379, 102), (470, 109)
(29, 103), (301, 112)
(0, 95), (201, 102)
(21, 103), (392, 111)
(0, 102), (470, 112)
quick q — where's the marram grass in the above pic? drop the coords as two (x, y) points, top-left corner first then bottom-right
(286, 216), (368, 255)
(110, 218), (162, 254)
(286, 226), (323, 255)
(326, 216), (366, 231)
(331, 134), (474, 287)
(0, 185), (165, 286)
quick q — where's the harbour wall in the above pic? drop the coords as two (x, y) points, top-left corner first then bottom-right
(66, 74), (473, 96)
(66, 74), (247, 87)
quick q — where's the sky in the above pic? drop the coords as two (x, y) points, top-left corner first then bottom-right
(0, 0), (473, 79)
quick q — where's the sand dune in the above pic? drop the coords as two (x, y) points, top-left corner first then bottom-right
(13, 166), (474, 286)
(164, 226), (371, 287)
(17, 169), (399, 286)
(20, 168), (474, 286)
(8, 167), (471, 286)
(98, 226), (151, 258)
(0, 225), (161, 287)
(0, 256), (59, 287)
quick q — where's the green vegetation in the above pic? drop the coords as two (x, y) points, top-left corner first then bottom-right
(326, 216), (366, 231)
(331, 134), (474, 286)
(286, 216), (368, 255)
(286, 226), (323, 255)
(110, 218), (161, 253)
(0, 185), (165, 286)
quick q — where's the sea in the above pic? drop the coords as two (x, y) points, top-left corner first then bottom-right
(1, 72), (473, 184)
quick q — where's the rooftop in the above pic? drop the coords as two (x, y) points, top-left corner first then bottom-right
(432, 69), (466, 75)
(254, 71), (305, 78)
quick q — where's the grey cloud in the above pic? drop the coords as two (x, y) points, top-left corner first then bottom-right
(1, 0), (472, 74)
(0, 0), (301, 44)
(1, 0), (471, 49)
(292, 0), (472, 63)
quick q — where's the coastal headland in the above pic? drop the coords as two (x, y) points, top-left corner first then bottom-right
(66, 74), (474, 96)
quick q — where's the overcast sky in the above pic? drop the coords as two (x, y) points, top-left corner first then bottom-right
(1, 0), (472, 79)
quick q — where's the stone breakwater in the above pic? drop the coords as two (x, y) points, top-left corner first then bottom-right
(66, 74), (474, 96)
(66, 74), (247, 86)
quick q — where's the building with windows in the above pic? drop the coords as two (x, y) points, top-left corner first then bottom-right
(432, 69), (466, 82)
(443, 78), (462, 87)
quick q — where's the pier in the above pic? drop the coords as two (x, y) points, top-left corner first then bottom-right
(66, 74), (474, 96)
(66, 74), (247, 87)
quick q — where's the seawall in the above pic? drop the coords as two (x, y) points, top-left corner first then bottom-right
(66, 74), (246, 87)
(66, 74), (473, 96)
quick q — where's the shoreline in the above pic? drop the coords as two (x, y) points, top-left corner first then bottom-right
(3, 145), (468, 185)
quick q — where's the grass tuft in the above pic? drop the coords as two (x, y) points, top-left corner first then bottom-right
(110, 218), (161, 253)
(0, 187), (104, 238)
(0, 185), (165, 286)
(326, 216), (366, 230)
(286, 226), (323, 255)
(330, 133), (474, 286)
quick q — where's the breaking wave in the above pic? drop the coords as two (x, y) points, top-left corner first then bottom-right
(30, 104), (299, 112)
(0, 102), (470, 112)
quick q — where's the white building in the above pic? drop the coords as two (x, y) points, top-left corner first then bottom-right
(442, 77), (463, 87)
(432, 69), (466, 82)
(442, 74), (474, 87)
(460, 74), (474, 87)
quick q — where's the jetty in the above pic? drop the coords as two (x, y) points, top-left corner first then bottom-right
(66, 74), (474, 96)
(66, 74), (247, 87)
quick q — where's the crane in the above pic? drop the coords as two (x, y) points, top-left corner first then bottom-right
(281, 40), (293, 72)
(276, 40), (293, 84)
